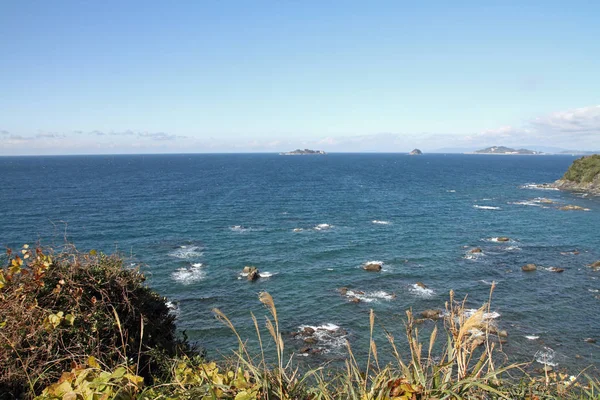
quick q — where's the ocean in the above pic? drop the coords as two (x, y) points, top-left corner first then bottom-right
(1, 153), (599, 370)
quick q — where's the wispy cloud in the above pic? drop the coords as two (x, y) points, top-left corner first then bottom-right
(0, 130), (9, 135)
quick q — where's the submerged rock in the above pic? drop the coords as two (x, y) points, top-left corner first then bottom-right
(469, 248), (483, 254)
(548, 267), (565, 273)
(415, 282), (428, 289)
(496, 237), (510, 242)
(584, 338), (597, 344)
(522, 264), (537, 272)
(589, 261), (600, 270)
(559, 204), (590, 211)
(339, 287), (348, 296)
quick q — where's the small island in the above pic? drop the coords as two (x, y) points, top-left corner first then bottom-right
(409, 148), (423, 155)
(551, 154), (600, 195)
(473, 146), (540, 155)
(279, 148), (327, 155)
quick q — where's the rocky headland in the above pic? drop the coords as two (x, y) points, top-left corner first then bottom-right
(280, 148), (327, 155)
(550, 154), (600, 195)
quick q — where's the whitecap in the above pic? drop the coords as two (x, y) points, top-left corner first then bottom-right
(588, 289), (599, 293)
(480, 280), (496, 286)
(535, 346), (557, 366)
(510, 200), (543, 207)
(447, 189), (456, 193)
(505, 246), (521, 251)
(314, 223), (332, 231)
(346, 290), (395, 303)
(525, 335), (540, 340)
(169, 246), (203, 259)
(259, 271), (276, 278)
(230, 225), (250, 233)
(372, 220), (391, 225)
(292, 228), (303, 232)
(326, 268), (334, 271)
(172, 263), (205, 284)
(364, 260), (384, 266)
(473, 205), (501, 210)
(409, 284), (434, 298)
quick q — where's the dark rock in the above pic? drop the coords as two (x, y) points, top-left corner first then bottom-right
(421, 309), (442, 320)
(522, 264), (537, 272)
(409, 149), (423, 155)
(247, 269), (260, 281)
(300, 347), (311, 353)
(301, 327), (315, 336)
(584, 338), (597, 344)
(339, 287), (348, 296)
(303, 337), (318, 345)
(498, 330), (509, 338)
(548, 267), (565, 273)
(415, 282), (428, 289)
(469, 248), (483, 254)
(589, 261), (600, 269)
(349, 297), (361, 304)
(363, 262), (382, 272)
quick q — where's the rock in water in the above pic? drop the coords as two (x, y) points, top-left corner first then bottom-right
(559, 205), (590, 211)
(415, 282), (428, 289)
(496, 237), (510, 242)
(589, 261), (600, 270)
(243, 266), (260, 281)
(548, 267), (565, 273)
(421, 309), (442, 320)
(363, 262), (382, 272)
(469, 248), (483, 253)
(409, 148), (423, 155)
(522, 264), (537, 272)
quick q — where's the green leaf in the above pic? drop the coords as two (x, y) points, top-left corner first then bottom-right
(65, 314), (76, 325)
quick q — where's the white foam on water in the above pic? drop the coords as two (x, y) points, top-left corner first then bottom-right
(480, 280), (496, 286)
(473, 205), (501, 210)
(230, 225), (251, 233)
(488, 237), (513, 243)
(314, 223), (333, 231)
(535, 346), (557, 366)
(172, 263), (205, 284)
(372, 220), (391, 225)
(326, 268), (334, 271)
(292, 228), (303, 232)
(259, 271), (275, 278)
(295, 323), (347, 353)
(447, 189), (456, 193)
(525, 335), (540, 340)
(505, 245), (521, 251)
(464, 309), (500, 321)
(364, 260), (384, 266)
(165, 301), (180, 317)
(510, 200), (543, 207)
(464, 251), (484, 261)
(520, 183), (560, 191)
(588, 289), (599, 293)
(346, 290), (395, 303)
(169, 246), (203, 259)
(409, 284), (434, 298)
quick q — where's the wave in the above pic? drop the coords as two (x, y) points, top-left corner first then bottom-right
(169, 245), (204, 259)
(409, 284), (434, 298)
(447, 189), (456, 193)
(535, 346), (557, 366)
(520, 183), (559, 191)
(172, 263), (205, 284)
(294, 323), (348, 354)
(314, 223), (333, 231)
(165, 301), (180, 318)
(473, 205), (501, 210)
(525, 335), (540, 340)
(345, 290), (395, 303)
(479, 280), (497, 286)
(372, 220), (391, 225)
(230, 225), (252, 233)
(464, 309), (500, 321)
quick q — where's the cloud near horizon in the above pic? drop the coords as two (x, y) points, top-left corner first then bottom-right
(1, 105), (599, 154)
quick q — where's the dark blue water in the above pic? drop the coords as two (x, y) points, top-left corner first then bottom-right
(1, 154), (599, 370)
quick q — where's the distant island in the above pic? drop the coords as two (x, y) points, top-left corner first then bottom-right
(551, 154), (600, 195)
(409, 149), (423, 155)
(279, 149), (327, 155)
(473, 146), (541, 155)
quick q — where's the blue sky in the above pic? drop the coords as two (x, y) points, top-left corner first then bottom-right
(1, 1), (599, 154)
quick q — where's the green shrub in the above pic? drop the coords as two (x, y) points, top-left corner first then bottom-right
(563, 155), (600, 183)
(0, 245), (194, 398)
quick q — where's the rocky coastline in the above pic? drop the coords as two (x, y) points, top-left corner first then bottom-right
(548, 155), (600, 195)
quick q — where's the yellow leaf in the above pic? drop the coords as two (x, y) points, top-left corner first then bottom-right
(87, 356), (100, 369)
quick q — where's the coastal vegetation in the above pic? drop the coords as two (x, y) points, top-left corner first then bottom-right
(562, 155), (600, 184)
(2, 245), (600, 399)
(474, 146), (540, 155)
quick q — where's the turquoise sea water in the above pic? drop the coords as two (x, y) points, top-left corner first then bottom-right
(1, 153), (599, 370)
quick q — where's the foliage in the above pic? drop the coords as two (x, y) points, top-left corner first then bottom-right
(5, 247), (600, 399)
(563, 155), (600, 183)
(0, 245), (193, 398)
